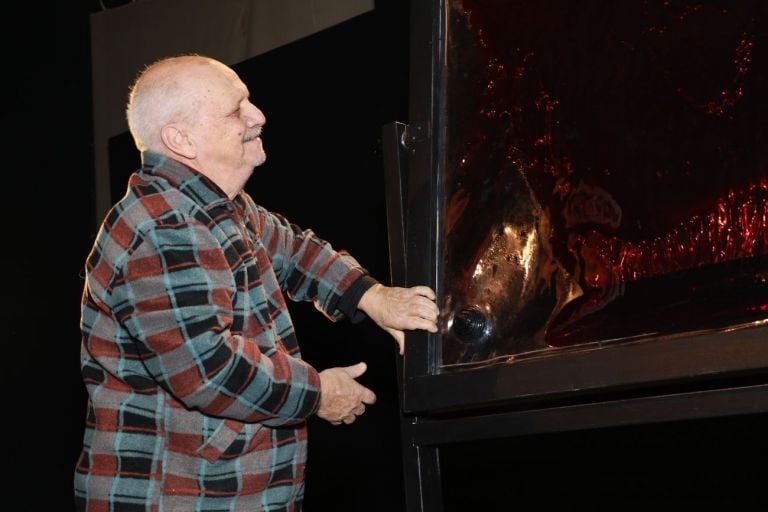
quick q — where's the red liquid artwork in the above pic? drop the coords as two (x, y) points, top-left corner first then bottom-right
(441, 0), (768, 366)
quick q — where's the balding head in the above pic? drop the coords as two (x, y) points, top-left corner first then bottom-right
(126, 55), (233, 153)
(124, 54), (267, 198)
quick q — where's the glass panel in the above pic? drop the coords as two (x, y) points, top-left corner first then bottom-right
(440, 0), (768, 369)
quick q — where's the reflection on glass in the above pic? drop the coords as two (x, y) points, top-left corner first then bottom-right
(441, 0), (768, 368)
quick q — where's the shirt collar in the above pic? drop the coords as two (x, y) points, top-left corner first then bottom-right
(139, 151), (238, 211)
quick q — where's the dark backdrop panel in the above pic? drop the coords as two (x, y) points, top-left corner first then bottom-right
(3, 2), (97, 511)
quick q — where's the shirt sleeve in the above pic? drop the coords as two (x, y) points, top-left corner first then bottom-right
(337, 274), (379, 323)
(246, 198), (375, 321)
(110, 217), (321, 426)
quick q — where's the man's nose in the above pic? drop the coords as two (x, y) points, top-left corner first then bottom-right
(246, 103), (266, 126)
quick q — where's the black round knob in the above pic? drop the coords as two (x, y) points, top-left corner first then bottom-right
(452, 306), (491, 344)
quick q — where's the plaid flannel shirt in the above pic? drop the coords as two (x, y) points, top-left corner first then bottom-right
(75, 152), (376, 511)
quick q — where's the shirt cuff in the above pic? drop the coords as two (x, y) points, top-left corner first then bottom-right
(337, 274), (380, 323)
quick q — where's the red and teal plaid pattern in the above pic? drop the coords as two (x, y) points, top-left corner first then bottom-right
(75, 152), (373, 511)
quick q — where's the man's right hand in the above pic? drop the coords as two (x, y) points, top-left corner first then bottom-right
(317, 362), (376, 425)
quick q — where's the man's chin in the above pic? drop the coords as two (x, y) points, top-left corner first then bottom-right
(244, 145), (266, 167)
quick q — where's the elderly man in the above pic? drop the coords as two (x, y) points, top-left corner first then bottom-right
(75, 54), (438, 511)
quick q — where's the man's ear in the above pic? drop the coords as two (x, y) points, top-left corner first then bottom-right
(160, 123), (196, 159)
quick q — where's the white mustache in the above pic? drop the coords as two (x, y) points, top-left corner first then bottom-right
(244, 127), (262, 142)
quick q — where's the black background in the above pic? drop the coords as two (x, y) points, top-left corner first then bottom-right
(6, 1), (768, 511)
